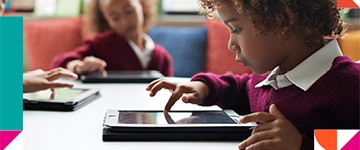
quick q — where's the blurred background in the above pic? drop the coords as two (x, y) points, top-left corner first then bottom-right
(2, 0), (360, 77)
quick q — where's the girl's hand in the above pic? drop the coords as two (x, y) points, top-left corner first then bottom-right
(23, 67), (78, 93)
(238, 104), (302, 150)
(146, 79), (209, 113)
(69, 56), (108, 77)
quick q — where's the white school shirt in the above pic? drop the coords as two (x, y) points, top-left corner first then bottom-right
(125, 34), (155, 69)
(255, 40), (343, 91)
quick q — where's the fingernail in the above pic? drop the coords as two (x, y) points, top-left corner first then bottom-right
(183, 97), (188, 103)
(239, 117), (245, 122)
(238, 142), (244, 149)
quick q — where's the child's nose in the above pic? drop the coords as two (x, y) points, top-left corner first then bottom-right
(228, 44), (240, 52)
(120, 19), (127, 26)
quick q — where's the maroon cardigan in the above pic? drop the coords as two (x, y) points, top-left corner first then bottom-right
(51, 31), (173, 76)
(192, 56), (360, 150)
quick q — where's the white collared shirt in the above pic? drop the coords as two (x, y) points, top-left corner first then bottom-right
(255, 40), (343, 91)
(125, 34), (155, 69)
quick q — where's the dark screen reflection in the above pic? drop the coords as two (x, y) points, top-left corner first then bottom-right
(118, 112), (237, 124)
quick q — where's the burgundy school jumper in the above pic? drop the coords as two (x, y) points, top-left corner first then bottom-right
(191, 56), (360, 150)
(51, 31), (173, 76)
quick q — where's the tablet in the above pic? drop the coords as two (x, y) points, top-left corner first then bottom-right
(103, 110), (256, 141)
(23, 88), (100, 111)
(80, 70), (164, 83)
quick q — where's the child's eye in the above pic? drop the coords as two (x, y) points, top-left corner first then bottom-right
(231, 28), (242, 34)
(112, 16), (119, 21)
(125, 9), (133, 15)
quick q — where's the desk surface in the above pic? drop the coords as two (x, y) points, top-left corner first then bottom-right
(23, 78), (241, 150)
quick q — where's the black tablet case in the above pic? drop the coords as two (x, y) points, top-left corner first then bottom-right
(102, 110), (253, 141)
(23, 90), (100, 111)
(80, 70), (164, 83)
(103, 126), (252, 141)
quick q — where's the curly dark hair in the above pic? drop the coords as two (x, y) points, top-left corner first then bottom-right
(85, 0), (158, 37)
(198, 0), (346, 48)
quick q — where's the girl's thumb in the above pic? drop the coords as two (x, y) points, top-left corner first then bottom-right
(181, 93), (201, 104)
(269, 104), (285, 117)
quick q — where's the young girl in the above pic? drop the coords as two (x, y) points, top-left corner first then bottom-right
(146, 0), (359, 149)
(51, 0), (173, 77)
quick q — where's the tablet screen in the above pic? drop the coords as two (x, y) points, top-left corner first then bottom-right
(117, 111), (237, 125)
(81, 70), (163, 80)
(23, 88), (88, 101)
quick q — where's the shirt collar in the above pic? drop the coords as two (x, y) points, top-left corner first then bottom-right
(255, 67), (281, 90)
(125, 34), (155, 53)
(255, 40), (343, 91)
(125, 34), (155, 69)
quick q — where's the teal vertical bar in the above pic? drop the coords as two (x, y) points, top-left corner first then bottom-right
(0, 17), (23, 130)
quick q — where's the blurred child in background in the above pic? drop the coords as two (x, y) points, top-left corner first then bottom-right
(51, 0), (173, 77)
(146, 0), (359, 149)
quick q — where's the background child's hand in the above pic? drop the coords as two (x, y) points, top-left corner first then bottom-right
(23, 67), (78, 93)
(69, 56), (108, 77)
(238, 104), (302, 150)
(146, 79), (209, 112)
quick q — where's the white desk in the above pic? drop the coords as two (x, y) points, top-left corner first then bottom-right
(23, 78), (241, 150)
